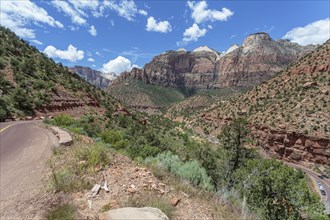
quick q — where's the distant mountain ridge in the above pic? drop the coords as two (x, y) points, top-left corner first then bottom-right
(69, 66), (116, 89)
(116, 32), (316, 89)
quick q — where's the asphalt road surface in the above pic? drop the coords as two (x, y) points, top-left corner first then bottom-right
(0, 121), (58, 219)
(285, 162), (330, 215)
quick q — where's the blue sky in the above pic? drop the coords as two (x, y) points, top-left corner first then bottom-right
(1, 0), (329, 74)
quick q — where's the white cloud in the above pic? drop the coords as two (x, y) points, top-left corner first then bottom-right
(283, 18), (330, 46)
(0, 0), (63, 39)
(68, 0), (99, 11)
(101, 56), (135, 74)
(30, 39), (43, 45)
(146, 17), (172, 33)
(110, 19), (115, 27)
(208, 25), (213, 29)
(182, 23), (207, 43)
(187, 1), (233, 24)
(139, 9), (148, 16)
(88, 58), (95, 62)
(51, 0), (86, 25)
(104, 0), (138, 21)
(96, 51), (101, 56)
(88, 25), (97, 36)
(44, 44), (84, 62)
(69, 26), (80, 31)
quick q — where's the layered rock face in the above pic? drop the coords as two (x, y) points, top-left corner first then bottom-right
(214, 33), (315, 87)
(70, 66), (115, 89)
(117, 33), (315, 88)
(251, 126), (330, 165)
(119, 50), (219, 88)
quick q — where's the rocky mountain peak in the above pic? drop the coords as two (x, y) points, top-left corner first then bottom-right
(193, 46), (216, 53)
(224, 44), (239, 54)
(176, 48), (187, 52)
(242, 32), (272, 47)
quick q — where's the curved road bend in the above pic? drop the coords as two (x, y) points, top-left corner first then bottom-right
(284, 162), (330, 215)
(0, 121), (58, 219)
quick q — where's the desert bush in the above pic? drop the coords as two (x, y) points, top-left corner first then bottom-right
(74, 144), (108, 168)
(51, 114), (76, 127)
(146, 152), (214, 191)
(100, 129), (123, 144)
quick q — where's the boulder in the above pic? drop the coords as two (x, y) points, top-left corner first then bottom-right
(51, 127), (73, 146)
(99, 207), (169, 220)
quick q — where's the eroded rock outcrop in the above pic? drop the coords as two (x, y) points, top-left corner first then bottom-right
(214, 33), (315, 87)
(251, 126), (330, 165)
(116, 33), (315, 89)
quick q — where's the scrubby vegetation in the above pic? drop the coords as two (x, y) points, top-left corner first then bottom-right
(0, 26), (116, 120)
(109, 79), (185, 112)
(47, 113), (327, 219)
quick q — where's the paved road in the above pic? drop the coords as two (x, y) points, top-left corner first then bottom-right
(285, 162), (330, 215)
(0, 121), (58, 219)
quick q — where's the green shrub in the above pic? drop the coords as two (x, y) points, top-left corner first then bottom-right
(74, 144), (109, 168)
(52, 114), (76, 127)
(146, 152), (214, 191)
(100, 129), (123, 144)
(138, 145), (161, 158)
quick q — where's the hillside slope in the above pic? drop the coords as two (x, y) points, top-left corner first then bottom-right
(0, 26), (118, 121)
(190, 40), (330, 165)
(109, 79), (185, 114)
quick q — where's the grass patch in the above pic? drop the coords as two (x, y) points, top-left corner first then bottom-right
(46, 204), (75, 220)
(49, 142), (111, 193)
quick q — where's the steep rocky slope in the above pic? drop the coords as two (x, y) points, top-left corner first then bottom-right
(189, 40), (330, 165)
(0, 26), (118, 120)
(117, 33), (315, 89)
(69, 66), (115, 89)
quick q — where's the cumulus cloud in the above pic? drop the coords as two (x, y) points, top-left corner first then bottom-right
(44, 44), (84, 62)
(182, 23), (207, 43)
(88, 58), (95, 62)
(139, 9), (148, 16)
(146, 17), (172, 33)
(51, 0), (86, 25)
(283, 18), (330, 46)
(0, 0), (63, 39)
(104, 0), (138, 21)
(187, 1), (233, 24)
(88, 25), (97, 36)
(101, 56), (136, 74)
